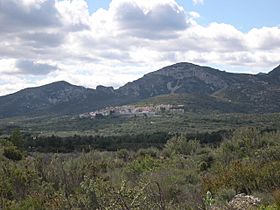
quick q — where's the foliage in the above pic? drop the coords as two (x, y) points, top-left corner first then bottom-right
(164, 135), (200, 156)
(0, 127), (279, 209)
(9, 129), (24, 148)
(203, 191), (215, 209)
(3, 146), (23, 161)
(272, 189), (280, 208)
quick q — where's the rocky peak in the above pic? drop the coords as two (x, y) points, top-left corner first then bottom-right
(152, 62), (230, 90)
(96, 85), (114, 94)
(152, 62), (201, 78)
(44, 80), (72, 87)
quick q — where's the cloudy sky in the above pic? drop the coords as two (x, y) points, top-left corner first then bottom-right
(0, 0), (279, 95)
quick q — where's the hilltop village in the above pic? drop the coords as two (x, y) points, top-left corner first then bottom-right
(79, 104), (185, 119)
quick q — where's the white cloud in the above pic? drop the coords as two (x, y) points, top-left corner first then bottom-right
(246, 26), (280, 50)
(189, 11), (200, 19)
(109, 0), (188, 39)
(192, 0), (204, 5)
(55, 0), (90, 31)
(0, 0), (279, 96)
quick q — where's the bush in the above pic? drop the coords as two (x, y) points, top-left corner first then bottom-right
(165, 135), (200, 156)
(216, 188), (236, 203)
(272, 189), (280, 208)
(126, 156), (160, 178)
(137, 147), (159, 158)
(9, 129), (24, 148)
(117, 149), (130, 161)
(3, 146), (23, 161)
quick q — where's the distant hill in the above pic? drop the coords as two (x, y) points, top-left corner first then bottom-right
(0, 81), (123, 118)
(0, 62), (279, 118)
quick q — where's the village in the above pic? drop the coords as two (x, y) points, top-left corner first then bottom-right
(79, 104), (185, 119)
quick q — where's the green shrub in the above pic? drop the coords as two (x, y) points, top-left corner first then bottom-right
(203, 191), (215, 210)
(126, 156), (160, 178)
(258, 204), (279, 210)
(17, 197), (44, 210)
(272, 189), (280, 208)
(216, 188), (236, 202)
(3, 146), (23, 161)
(117, 149), (130, 161)
(137, 147), (159, 158)
(165, 135), (200, 156)
(9, 129), (24, 148)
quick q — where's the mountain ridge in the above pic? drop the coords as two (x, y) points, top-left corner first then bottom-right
(0, 62), (279, 118)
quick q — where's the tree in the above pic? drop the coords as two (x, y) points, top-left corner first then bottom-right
(10, 129), (24, 148)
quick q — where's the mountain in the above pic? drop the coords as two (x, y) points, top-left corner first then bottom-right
(0, 81), (123, 118)
(213, 65), (280, 113)
(118, 63), (259, 97)
(0, 62), (280, 118)
(117, 63), (280, 113)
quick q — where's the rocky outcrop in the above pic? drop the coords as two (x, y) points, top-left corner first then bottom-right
(227, 194), (261, 210)
(210, 194), (261, 210)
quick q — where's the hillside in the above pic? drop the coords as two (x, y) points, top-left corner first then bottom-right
(0, 81), (123, 118)
(0, 62), (280, 118)
(134, 93), (248, 113)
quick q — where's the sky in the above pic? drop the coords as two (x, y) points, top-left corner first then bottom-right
(0, 0), (279, 96)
